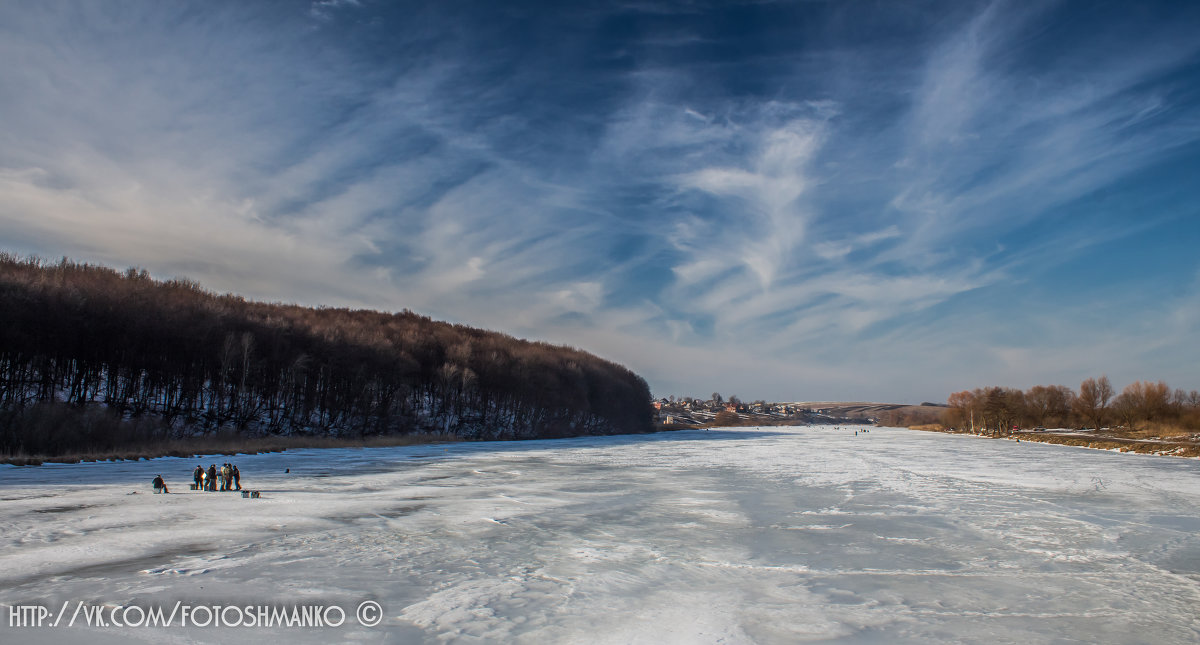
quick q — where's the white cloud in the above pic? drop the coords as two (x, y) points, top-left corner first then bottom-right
(679, 118), (822, 289)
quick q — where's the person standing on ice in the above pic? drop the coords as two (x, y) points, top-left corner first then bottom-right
(152, 474), (169, 494)
(193, 465), (203, 490)
(232, 465), (241, 490)
(207, 464), (217, 491)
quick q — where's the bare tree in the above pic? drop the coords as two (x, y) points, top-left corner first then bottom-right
(1076, 376), (1114, 430)
(1025, 384), (1075, 427)
(945, 390), (977, 431)
(1111, 391), (1139, 429)
(1025, 385), (1054, 427)
(1119, 380), (1171, 427)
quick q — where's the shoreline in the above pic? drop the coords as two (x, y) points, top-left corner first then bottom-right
(0, 426), (671, 467)
(0, 432), (460, 467)
(910, 426), (1200, 458)
(12, 422), (1198, 467)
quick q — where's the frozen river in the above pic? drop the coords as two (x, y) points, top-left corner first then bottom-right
(3, 426), (1200, 643)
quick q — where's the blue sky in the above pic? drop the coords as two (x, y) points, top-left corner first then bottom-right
(2, 0), (1198, 403)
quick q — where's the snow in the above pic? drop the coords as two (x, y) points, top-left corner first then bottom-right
(3, 426), (1200, 643)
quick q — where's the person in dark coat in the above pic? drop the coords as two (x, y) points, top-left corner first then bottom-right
(207, 464), (217, 491)
(193, 465), (203, 490)
(152, 474), (169, 494)
(232, 465), (241, 490)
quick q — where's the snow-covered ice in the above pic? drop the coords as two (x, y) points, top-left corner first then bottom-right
(3, 426), (1200, 643)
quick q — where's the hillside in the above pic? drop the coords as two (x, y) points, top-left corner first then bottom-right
(795, 402), (947, 426)
(0, 255), (654, 459)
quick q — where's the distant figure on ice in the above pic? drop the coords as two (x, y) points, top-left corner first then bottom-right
(207, 464), (217, 491)
(193, 465), (203, 490)
(152, 474), (169, 494)
(232, 465), (241, 490)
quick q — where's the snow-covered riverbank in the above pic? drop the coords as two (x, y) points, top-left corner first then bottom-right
(3, 426), (1200, 643)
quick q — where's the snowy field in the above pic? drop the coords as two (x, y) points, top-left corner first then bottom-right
(3, 425), (1200, 644)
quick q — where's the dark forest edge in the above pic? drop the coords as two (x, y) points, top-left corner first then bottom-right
(0, 254), (655, 463)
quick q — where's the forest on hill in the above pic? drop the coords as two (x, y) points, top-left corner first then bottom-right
(0, 255), (654, 459)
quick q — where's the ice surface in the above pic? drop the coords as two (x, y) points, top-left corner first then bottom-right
(3, 426), (1200, 643)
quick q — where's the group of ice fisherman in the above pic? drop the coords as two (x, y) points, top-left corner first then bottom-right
(193, 463), (241, 491)
(148, 463), (242, 494)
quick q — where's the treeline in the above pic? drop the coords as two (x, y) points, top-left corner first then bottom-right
(876, 406), (945, 428)
(943, 376), (1200, 434)
(0, 254), (653, 457)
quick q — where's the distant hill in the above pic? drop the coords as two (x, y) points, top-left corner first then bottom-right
(790, 401), (941, 417)
(0, 254), (654, 457)
(789, 402), (946, 427)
